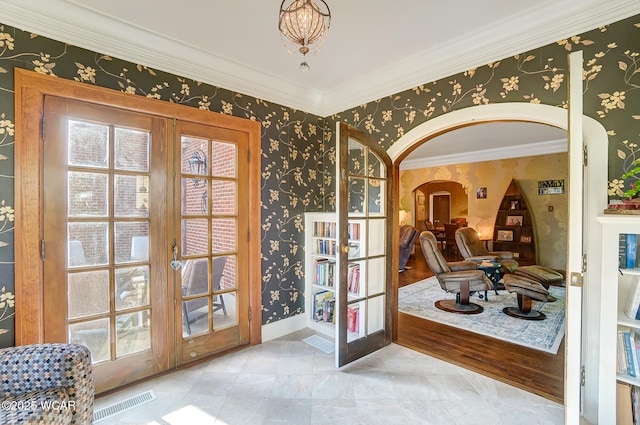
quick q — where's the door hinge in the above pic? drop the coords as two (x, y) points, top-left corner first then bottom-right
(583, 145), (588, 166)
(41, 115), (45, 141)
(580, 365), (585, 386)
(40, 240), (45, 260)
(582, 253), (587, 274)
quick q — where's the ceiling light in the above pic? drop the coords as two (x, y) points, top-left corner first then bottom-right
(278, 0), (331, 71)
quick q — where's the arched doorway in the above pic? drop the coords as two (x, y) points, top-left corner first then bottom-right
(389, 102), (608, 414)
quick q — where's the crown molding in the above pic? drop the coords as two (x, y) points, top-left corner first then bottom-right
(320, 1), (640, 116)
(399, 138), (567, 170)
(1, 1), (638, 117)
(0, 0), (326, 114)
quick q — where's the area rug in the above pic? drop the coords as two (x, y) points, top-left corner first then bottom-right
(398, 277), (565, 354)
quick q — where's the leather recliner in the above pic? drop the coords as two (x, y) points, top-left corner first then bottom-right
(455, 227), (519, 274)
(399, 225), (419, 271)
(419, 231), (493, 314)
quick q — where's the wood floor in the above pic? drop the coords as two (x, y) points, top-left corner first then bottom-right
(396, 243), (564, 404)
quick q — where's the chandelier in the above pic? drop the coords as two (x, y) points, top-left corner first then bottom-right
(278, 0), (331, 72)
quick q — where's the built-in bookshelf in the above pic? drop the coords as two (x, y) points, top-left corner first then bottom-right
(305, 212), (366, 341)
(493, 179), (536, 266)
(597, 215), (640, 424)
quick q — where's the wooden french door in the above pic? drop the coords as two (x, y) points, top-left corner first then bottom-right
(41, 95), (251, 392)
(336, 123), (393, 367)
(174, 121), (250, 364)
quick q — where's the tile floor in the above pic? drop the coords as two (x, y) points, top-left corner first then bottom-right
(94, 329), (565, 424)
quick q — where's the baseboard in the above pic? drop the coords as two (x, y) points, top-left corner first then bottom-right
(261, 314), (307, 341)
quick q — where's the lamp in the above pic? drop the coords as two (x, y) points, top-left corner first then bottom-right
(188, 150), (207, 187)
(278, 0), (331, 72)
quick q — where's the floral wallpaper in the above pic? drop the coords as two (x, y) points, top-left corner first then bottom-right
(0, 23), (333, 347)
(0, 13), (638, 348)
(335, 17), (639, 197)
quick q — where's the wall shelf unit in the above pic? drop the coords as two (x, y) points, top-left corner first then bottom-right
(493, 179), (537, 266)
(304, 212), (366, 342)
(596, 214), (640, 424)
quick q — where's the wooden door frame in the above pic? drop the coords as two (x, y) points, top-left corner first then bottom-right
(14, 69), (262, 350)
(337, 123), (394, 366)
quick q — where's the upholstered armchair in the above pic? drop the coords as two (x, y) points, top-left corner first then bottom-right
(455, 227), (519, 273)
(420, 231), (493, 314)
(0, 343), (94, 425)
(399, 224), (419, 271)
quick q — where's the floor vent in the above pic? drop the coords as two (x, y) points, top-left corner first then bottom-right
(303, 335), (334, 353)
(93, 390), (156, 423)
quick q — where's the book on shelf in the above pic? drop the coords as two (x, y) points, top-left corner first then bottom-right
(315, 259), (336, 287)
(618, 328), (628, 375)
(347, 222), (360, 240)
(347, 263), (360, 294)
(316, 239), (337, 256)
(314, 221), (336, 238)
(313, 290), (335, 324)
(621, 233), (640, 269)
(625, 281), (640, 321)
(347, 305), (360, 333)
(633, 385), (640, 425)
(618, 326), (640, 378)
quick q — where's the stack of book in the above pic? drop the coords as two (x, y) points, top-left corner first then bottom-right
(618, 326), (640, 379)
(313, 290), (335, 324)
(315, 259), (335, 287)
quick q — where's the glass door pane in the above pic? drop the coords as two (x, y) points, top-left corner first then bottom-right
(43, 96), (168, 393)
(337, 123), (392, 367)
(176, 122), (249, 364)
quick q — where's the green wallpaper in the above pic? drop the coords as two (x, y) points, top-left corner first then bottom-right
(0, 14), (638, 348)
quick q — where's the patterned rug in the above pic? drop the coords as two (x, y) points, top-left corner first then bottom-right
(398, 277), (565, 354)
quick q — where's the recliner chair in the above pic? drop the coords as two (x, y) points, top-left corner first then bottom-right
(455, 227), (519, 274)
(399, 225), (419, 271)
(419, 231), (493, 314)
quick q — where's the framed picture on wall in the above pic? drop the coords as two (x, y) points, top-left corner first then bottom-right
(476, 187), (487, 199)
(496, 229), (514, 241)
(510, 200), (520, 210)
(506, 215), (523, 226)
(417, 194), (425, 205)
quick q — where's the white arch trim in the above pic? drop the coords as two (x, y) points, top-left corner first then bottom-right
(388, 101), (609, 422)
(388, 102), (606, 162)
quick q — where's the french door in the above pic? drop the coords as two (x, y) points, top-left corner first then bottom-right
(174, 121), (250, 364)
(41, 95), (250, 392)
(336, 123), (393, 366)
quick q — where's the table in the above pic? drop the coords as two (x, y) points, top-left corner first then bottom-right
(477, 261), (502, 295)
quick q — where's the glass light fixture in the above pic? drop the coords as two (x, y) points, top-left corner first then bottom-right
(278, 0), (331, 71)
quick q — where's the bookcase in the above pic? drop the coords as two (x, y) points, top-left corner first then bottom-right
(492, 179), (536, 266)
(597, 214), (640, 424)
(304, 212), (367, 342)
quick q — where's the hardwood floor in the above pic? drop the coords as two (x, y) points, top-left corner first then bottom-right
(395, 242), (565, 404)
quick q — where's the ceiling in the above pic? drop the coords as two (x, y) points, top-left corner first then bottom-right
(0, 0), (636, 165)
(400, 121), (567, 169)
(2, 0), (638, 117)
